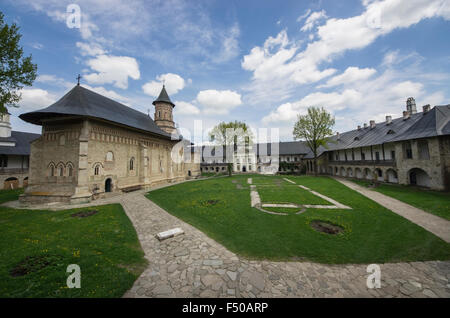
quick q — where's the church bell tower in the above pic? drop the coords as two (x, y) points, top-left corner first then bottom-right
(153, 85), (176, 134)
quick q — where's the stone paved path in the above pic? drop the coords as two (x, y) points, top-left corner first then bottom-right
(4, 180), (449, 298)
(335, 178), (450, 243)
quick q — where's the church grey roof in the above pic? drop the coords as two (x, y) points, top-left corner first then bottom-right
(303, 105), (450, 158)
(256, 141), (310, 156)
(0, 131), (40, 155)
(19, 85), (173, 139)
(152, 85), (175, 107)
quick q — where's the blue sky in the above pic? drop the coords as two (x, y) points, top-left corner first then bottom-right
(3, 0), (450, 141)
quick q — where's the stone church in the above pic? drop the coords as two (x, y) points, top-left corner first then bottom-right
(19, 84), (200, 204)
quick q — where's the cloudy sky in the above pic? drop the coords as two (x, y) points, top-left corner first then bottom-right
(3, 0), (450, 141)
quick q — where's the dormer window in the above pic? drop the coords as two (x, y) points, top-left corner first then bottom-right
(387, 130), (395, 135)
(354, 137), (360, 141)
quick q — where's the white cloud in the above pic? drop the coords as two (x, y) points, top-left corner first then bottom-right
(45, 7), (98, 40)
(36, 74), (75, 89)
(320, 67), (377, 88)
(301, 10), (327, 32)
(83, 54), (140, 89)
(31, 42), (44, 50)
(174, 101), (200, 115)
(214, 23), (240, 63)
(262, 89), (361, 124)
(17, 88), (56, 111)
(196, 90), (242, 115)
(260, 60), (447, 139)
(76, 42), (106, 56)
(142, 73), (186, 97)
(297, 9), (312, 22)
(242, 0), (450, 104)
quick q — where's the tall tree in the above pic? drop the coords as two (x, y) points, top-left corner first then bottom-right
(0, 12), (37, 113)
(209, 121), (253, 176)
(293, 107), (335, 176)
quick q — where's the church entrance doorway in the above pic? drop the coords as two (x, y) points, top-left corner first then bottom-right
(105, 178), (112, 192)
(242, 166), (247, 172)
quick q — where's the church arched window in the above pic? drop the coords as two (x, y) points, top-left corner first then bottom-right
(94, 164), (100, 176)
(129, 157), (135, 171)
(48, 163), (55, 176)
(56, 163), (64, 176)
(67, 163), (74, 177)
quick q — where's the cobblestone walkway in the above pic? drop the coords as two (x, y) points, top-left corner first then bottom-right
(335, 178), (450, 243)
(4, 181), (449, 298)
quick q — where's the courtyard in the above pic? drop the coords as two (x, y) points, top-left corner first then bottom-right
(146, 175), (449, 264)
(0, 175), (449, 298)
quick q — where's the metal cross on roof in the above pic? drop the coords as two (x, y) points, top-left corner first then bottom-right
(76, 74), (81, 85)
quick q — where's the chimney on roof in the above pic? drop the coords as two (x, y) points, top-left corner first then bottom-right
(386, 115), (392, 125)
(403, 110), (410, 120)
(370, 120), (376, 129)
(336, 132), (340, 140)
(406, 97), (417, 114)
(357, 125), (361, 131)
(422, 104), (431, 113)
(363, 123), (368, 129)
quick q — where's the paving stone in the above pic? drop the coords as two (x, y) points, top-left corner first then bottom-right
(167, 264), (178, 273)
(201, 274), (223, 287)
(422, 289), (438, 298)
(152, 284), (173, 295)
(242, 271), (265, 291)
(200, 289), (217, 297)
(203, 259), (223, 266)
(173, 247), (189, 257)
(227, 271), (237, 281)
(227, 289), (236, 296)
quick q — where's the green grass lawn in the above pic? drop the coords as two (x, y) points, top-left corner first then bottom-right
(0, 188), (24, 204)
(146, 174), (450, 264)
(351, 180), (450, 220)
(0, 204), (147, 298)
(254, 176), (329, 205)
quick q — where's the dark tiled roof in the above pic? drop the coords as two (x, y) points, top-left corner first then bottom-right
(256, 141), (310, 156)
(152, 85), (175, 107)
(279, 141), (310, 155)
(198, 140), (310, 159)
(303, 105), (450, 158)
(0, 131), (40, 155)
(19, 85), (173, 139)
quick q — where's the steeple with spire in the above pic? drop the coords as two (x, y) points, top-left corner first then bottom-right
(152, 85), (176, 134)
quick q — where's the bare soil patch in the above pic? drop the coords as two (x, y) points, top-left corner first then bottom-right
(71, 210), (98, 218)
(10, 255), (62, 277)
(310, 220), (344, 235)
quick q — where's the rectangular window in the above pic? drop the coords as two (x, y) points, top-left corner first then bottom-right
(391, 150), (395, 160)
(406, 149), (413, 159)
(361, 153), (365, 160)
(404, 141), (413, 159)
(418, 140), (430, 160)
(375, 152), (380, 161)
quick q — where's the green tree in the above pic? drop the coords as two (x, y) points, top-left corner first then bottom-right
(209, 121), (253, 177)
(0, 12), (37, 113)
(293, 107), (335, 176)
